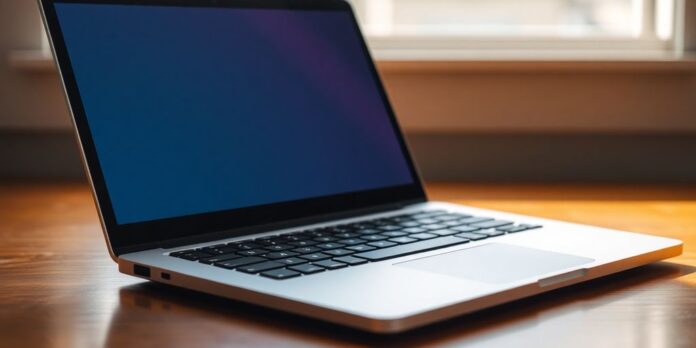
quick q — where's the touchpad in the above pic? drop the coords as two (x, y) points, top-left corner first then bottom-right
(397, 243), (594, 284)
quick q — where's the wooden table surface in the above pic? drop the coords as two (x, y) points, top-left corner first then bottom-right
(1, 182), (695, 348)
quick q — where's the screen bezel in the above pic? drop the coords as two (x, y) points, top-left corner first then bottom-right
(40, 0), (427, 256)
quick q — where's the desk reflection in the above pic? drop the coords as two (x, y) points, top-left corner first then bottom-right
(104, 262), (696, 348)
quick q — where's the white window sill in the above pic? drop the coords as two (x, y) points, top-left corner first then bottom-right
(10, 49), (696, 74)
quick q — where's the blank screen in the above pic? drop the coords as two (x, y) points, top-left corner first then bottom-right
(54, 3), (414, 224)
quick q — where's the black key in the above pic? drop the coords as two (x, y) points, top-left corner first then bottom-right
(379, 225), (402, 231)
(476, 228), (505, 237)
(314, 236), (338, 243)
(454, 232), (488, 241)
(237, 261), (285, 274)
(338, 238), (364, 246)
(361, 234), (388, 241)
(458, 216), (493, 224)
(299, 253), (331, 261)
(316, 242), (345, 250)
(399, 221), (421, 228)
(276, 257), (307, 266)
(430, 229), (458, 236)
(435, 213), (468, 221)
(175, 251), (213, 261)
(452, 225), (480, 233)
(353, 236), (468, 261)
(238, 249), (268, 257)
(442, 220), (464, 227)
(293, 246), (321, 254)
(412, 210), (445, 219)
(471, 220), (513, 229)
(389, 236), (417, 244)
(334, 256), (369, 265)
(264, 244), (293, 251)
(410, 233), (438, 240)
(403, 227), (427, 234)
(261, 268), (301, 280)
(283, 234), (307, 242)
(519, 224), (542, 230)
(423, 224), (448, 231)
(496, 225), (520, 232)
(170, 249), (194, 257)
(324, 249), (354, 256)
(346, 244), (376, 252)
(289, 263), (325, 274)
(265, 251), (298, 259)
(334, 232), (360, 239)
(313, 260), (347, 270)
(289, 240), (317, 247)
(368, 240), (397, 248)
(506, 226), (530, 233)
(232, 242), (263, 250)
(417, 218), (439, 225)
(215, 256), (266, 269)
(357, 228), (382, 235)
(199, 253), (241, 265)
(382, 231), (408, 237)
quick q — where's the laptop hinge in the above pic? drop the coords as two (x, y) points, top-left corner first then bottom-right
(116, 199), (426, 254)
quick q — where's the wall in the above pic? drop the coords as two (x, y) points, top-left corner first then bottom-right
(1, 0), (696, 181)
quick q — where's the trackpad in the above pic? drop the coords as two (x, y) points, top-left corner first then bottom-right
(397, 243), (594, 284)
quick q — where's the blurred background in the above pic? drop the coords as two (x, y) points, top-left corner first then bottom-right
(1, 0), (695, 182)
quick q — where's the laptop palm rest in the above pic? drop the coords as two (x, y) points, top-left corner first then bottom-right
(396, 243), (594, 284)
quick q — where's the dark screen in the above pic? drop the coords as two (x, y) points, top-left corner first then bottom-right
(54, 3), (414, 224)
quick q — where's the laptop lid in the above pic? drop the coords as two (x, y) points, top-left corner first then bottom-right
(40, 0), (426, 256)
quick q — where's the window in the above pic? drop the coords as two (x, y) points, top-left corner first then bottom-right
(349, 0), (679, 55)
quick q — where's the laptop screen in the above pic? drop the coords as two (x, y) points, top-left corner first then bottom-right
(53, 3), (415, 225)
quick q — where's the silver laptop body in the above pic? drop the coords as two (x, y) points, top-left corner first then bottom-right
(40, 0), (682, 333)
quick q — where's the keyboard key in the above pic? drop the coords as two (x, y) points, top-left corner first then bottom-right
(289, 240), (317, 247)
(353, 236), (468, 261)
(265, 251), (298, 259)
(458, 216), (493, 224)
(334, 232), (360, 239)
(289, 264), (325, 274)
(476, 228), (505, 237)
(399, 221), (421, 228)
(402, 227), (427, 234)
(324, 248), (354, 256)
(334, 256), (368, 266)
(316, 242), (345, 250)
(470, 220), (513, 229)
(199, 254), (241, 265)
(313, 260), (347, 270)
(519, 224), (542, 230)
(382, 231), (408, 237)
(358, 228), (382, 235)
(389, 236), (417, 244)
(338, 238), (364, 245)
(261, 268), (300, 280)
(237, 261), (285, 274)
(506, 226), (530, 233)
(215, 257), (266, 269)
(238, 249), (268, 257)
(452, 225), (480, 233)
(264, 244), (294, 251)
(379, 225), (402, 231)
(417, 218), (439, 225)
(454, 232), (488, 241)
(299, 253), (331, 261)
(410, 233), (438, 240)
(293, 246), (322, 254)
(413, 210), (445, 219)
(430, 229), (458, 236)
(314, 236), (338, 243)
(368, 241), (397, 248)
(175, 251), (213, 260)
(361, 234), (388, 241)
(346, 244), (376, 252)
(435, 213), (468, 221)
(422, 224), (448, 231)
(276, 257), (307, 266)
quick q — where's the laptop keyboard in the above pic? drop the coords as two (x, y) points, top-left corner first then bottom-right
(169, 210), (542, 280)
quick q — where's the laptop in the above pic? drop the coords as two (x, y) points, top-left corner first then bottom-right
(40, 0), (683, 333)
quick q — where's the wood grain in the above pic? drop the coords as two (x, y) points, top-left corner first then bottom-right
(0, 182), (694, 348)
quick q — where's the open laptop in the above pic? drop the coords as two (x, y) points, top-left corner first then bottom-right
(40, 0), (683, 333)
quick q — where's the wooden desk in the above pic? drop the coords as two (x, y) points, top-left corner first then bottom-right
(1, 183), (695, 347)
